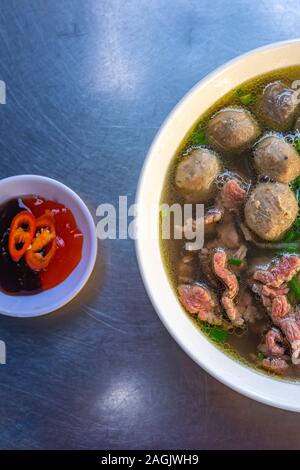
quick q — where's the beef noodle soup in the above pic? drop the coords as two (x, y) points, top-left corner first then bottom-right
(160, 66), (300, 380)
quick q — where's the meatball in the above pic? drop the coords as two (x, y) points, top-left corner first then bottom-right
(263, 81), (298, 130)
(253, 135), (300, 183)
(175, 148), (221, 203)
(244, 182), (298, 241)
(207, 107), (260, 153)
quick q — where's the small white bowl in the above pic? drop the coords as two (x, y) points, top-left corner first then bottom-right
(136, 39), (300, 412)
(0, 175), (97, 317)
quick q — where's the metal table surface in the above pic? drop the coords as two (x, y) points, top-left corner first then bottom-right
(0, 0), (300, 450)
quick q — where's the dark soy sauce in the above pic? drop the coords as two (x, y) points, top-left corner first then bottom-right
(0, 198), (41, 294)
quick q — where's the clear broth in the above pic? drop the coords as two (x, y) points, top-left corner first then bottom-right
(160, 65), (300, 380)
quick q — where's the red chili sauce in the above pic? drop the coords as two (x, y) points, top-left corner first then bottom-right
(0, 196), (83, 295)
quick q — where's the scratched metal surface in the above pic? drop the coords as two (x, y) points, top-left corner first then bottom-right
(0, 0), (300, 450)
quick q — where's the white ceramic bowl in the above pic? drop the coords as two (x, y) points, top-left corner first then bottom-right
(136, 39), (300, 411)
(0, 175), (97, 317)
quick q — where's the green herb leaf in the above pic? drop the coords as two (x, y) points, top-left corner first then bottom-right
(288, 276), (300, 299)
(191, 129), (207, 146)
(277, 247), (300, 257)
(284, 230), (300, 242)
(235, 87), (256, 105)
(285, 246), (300, 252)
(160, 207), (169, 218)
(276, 242), (300, 258)
(228, 257), (243, 266)
(235, 87), (246, 97)
(257, 352), (264, 360)
(239, 93), (256, 105)
(209, 326), (227, 343)
(292, 175), (300, 190)
(293, 136), (300, 154)
(294, 218), (300, 230)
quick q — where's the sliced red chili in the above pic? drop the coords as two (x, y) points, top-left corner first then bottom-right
(8, 211), (36, 262)
(25, 210), (57, 271)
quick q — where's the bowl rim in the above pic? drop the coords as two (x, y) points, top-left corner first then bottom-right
(0, 174), (97, 316)
(135, 38), (300, 412)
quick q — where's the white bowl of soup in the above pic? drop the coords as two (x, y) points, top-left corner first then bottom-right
(136, 39), (300, 411)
